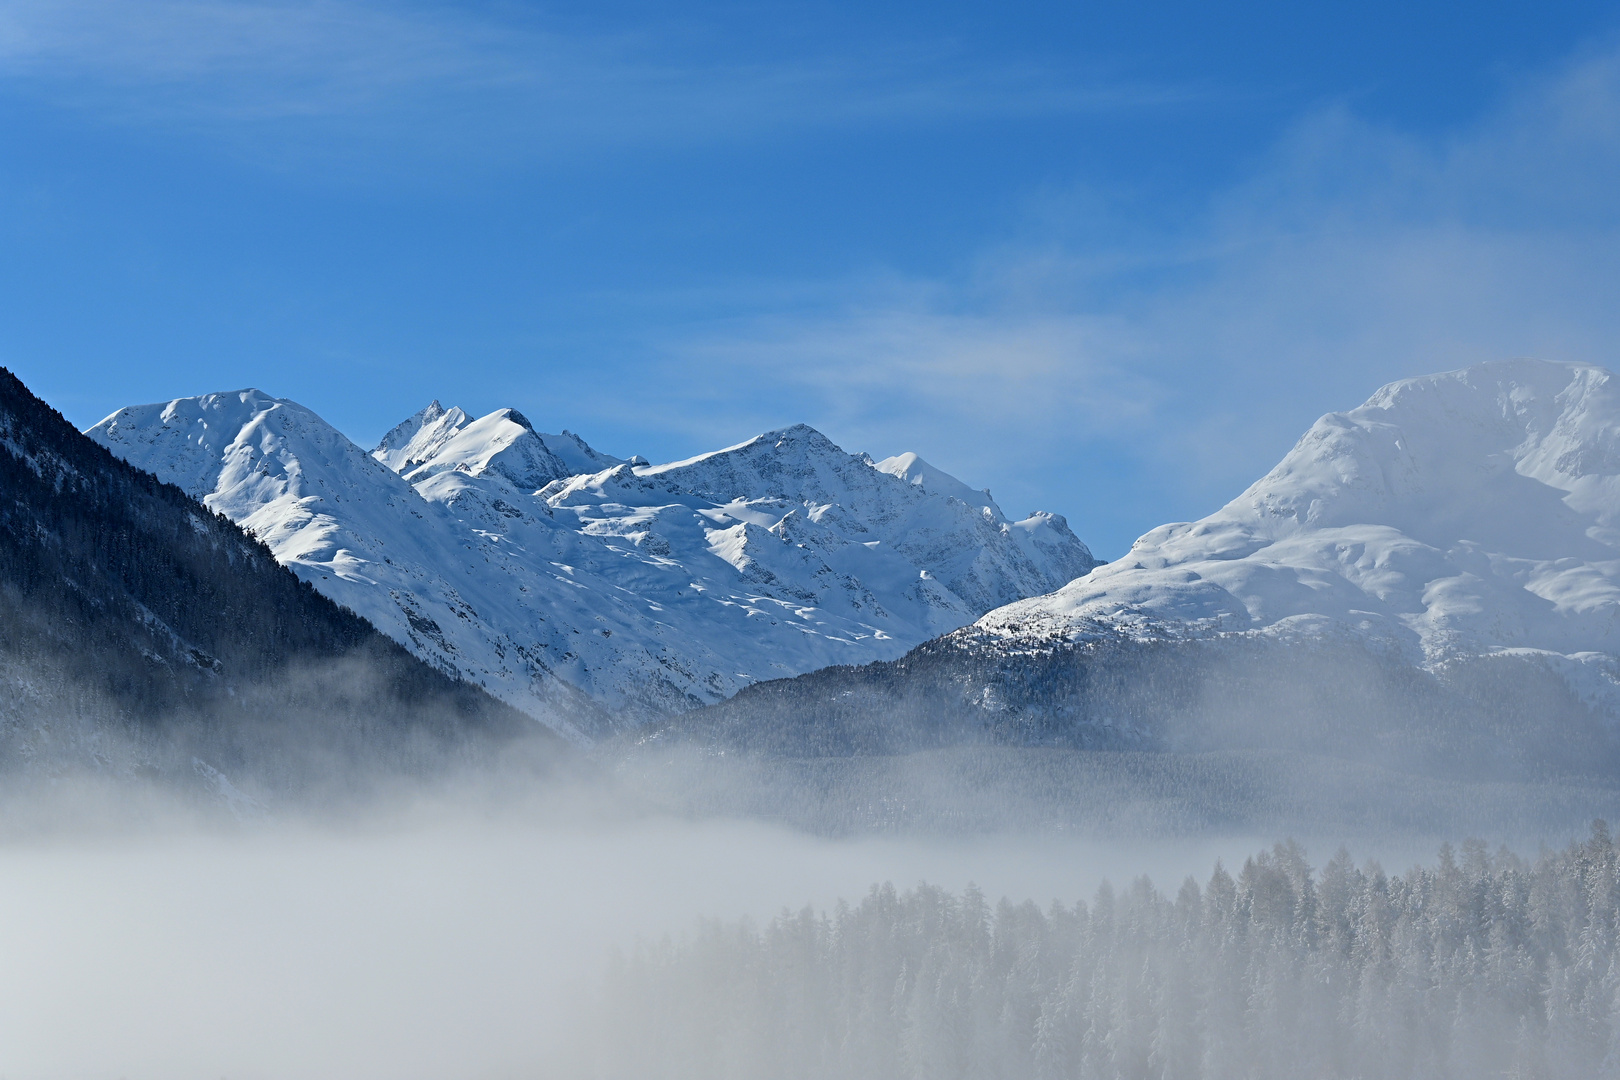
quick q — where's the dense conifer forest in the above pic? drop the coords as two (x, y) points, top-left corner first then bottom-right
(592, 825), (1620, 1080)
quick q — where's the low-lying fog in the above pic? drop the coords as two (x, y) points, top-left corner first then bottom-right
(0, 791), (1265, 1079)
(1, 755), (1614, 1079)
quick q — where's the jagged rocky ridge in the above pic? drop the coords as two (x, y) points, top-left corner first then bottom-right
(0, 368), (544, 790)
(663, 360), (1620, 774)
(90, 393), (1096, 736)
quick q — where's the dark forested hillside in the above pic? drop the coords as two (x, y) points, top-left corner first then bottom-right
(0, 367), (556, 790)
(654, 625), (1619, 781)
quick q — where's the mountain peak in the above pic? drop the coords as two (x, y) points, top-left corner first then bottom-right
(501, 408), (536, 432)
(766, 422), (826, 440)
(980, 358), (1620, 663)
(637, 423), (844, 481)
(374, 400), (469, 472)
(372, 404), (622, 487)
(874, 451), (1001, 515)
(388, 408), (570, 491)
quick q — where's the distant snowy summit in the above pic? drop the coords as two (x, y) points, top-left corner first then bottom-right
(373, 400), (623, 487)
(979, 359), (1620, 684)
(89, 392), (1096, 737)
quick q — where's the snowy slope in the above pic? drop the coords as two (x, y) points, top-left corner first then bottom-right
(89, 393), (1095, 734)
(979, 360), (1620, 692)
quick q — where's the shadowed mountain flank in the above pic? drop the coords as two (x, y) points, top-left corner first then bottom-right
(651, 625), (1618, 781)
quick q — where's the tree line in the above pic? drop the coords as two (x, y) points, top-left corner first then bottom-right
(592, 826), (1620, 1079)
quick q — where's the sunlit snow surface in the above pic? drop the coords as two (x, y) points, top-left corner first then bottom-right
(981, 359), (1620, 706)
(88, 394), (1094, 735)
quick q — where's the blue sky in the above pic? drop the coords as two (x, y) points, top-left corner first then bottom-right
(3, 1), (1620, 557)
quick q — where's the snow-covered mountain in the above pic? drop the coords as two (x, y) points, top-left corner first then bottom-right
(88, 393), (1096, 736)
(980, 359), (1620, 690)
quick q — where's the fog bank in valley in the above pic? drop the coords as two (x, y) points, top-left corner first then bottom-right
(0, 777), (1268, 1080)
(0, 756), (1613, 1080)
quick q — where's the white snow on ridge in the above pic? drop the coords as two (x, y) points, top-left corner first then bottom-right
(374, 401), (621, 488)
(875, 452), (1000, 513)
(979, 359), (1620, 679)
(90, 393), (1096, 736)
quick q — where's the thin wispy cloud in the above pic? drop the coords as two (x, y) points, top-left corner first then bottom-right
(634, 45), (1620, 551)
(650, 295), (1159, 483)
(0, 0), (1198, 160)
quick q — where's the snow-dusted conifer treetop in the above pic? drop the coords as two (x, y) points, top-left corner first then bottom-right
(980, 358), (1620, 667)
(89, 391), (1096, 735)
